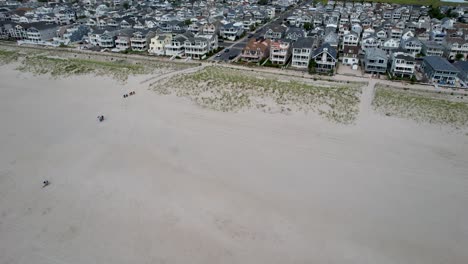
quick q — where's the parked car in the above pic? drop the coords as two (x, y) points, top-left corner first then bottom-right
(224, 48), (230, 53)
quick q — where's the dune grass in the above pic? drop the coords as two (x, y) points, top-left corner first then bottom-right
(152, 66), (363, 124)
(372, 86), (468, 128)
(0, 47), (194, 81)
(0, 49), (19, 65)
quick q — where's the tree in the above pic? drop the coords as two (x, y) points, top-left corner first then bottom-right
(303, 22), (312, 31)
(455, 53), (464, 61)
(258, 0), (268, 5)
(184, 19), (192, 26)
(123, 2), (130, 9)
(428, 6), (446, 20)
(308, 59), (317, 74)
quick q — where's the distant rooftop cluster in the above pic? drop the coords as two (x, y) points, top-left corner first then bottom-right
(1, 0), (468, 87)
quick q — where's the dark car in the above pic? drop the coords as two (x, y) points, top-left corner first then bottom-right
(224, 48), (230, 53)
(228, 54), (237, 60)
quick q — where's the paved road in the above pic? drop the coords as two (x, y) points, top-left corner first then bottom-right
(209, 2), (306, 62)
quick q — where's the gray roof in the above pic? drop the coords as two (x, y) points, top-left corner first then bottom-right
(422, 40), (444, 49)
(312, 43), (337, 59)
(292, 37), (313, 49)
(395, 54), (415, 61)
(453, 61), (468, 73)
(365, 48), (387, 59)
(423, 56), (459, 72)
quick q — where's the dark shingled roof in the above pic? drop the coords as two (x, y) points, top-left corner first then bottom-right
(292, 37), (313, 49)
(312, 43), (337, 60)
(423, 56), (459, 72)
(453, 61), (468, 73)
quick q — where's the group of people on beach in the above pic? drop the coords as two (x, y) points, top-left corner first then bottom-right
(123, 91), (136, 98)
(44, 89), (137, 189)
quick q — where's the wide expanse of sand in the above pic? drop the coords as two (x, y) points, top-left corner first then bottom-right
(1, 64), (467, 264)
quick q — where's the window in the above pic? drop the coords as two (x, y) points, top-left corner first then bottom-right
(378, 59), (384, 64)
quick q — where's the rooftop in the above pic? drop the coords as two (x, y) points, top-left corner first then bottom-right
(423, 56), (459, 72)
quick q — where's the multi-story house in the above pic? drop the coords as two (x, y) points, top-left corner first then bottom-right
(201, 22), (219, 35)
(431, 30), (446, 43)
(115, 33), (131, 51)
(149, 33), (172, 55)
(291, 37), (313, 69)
(381, 38), (400, 54)
(98, 32), (116, 48)
(184, 36), (210, 59)
(220, 22), (244, 41)
(323, 31), (339, 49)
(62, 25), (89, 44)
(375, 28), (387, 40)
(364, 47), (388, 74)
(165, 32), (193, 57)
(311, 43), (338, 73)
(264, 24), (287, 40)
(130, 30), (155, 51)
(285, 27), (306, 41)
(361, 34), (380, 53)
(341, 31), (359, 50)
(421, 40), (445, 57)
(400, 37), (422, 56)
(453, 61), (468, 86)
(342, 45), (360, 66)
(240, 37), (271, 63)
(390, 52), (416, 78)
(444, 38), (468, 61)
(269, 40), (291, 65)
(421, 56), (459, 85)
(24, 22), (58, 44)
(388, 27), (403, 40)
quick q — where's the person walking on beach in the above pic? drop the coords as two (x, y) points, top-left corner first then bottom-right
(43, 180), (50, 188)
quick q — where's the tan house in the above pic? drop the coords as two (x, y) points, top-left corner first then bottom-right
(240, 37), (271, 62)
(149, 33), (172, 55)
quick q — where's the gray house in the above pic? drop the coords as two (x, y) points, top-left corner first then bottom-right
(311, 43), (337, 73)
(421, 40), (446, 57)
(364, 48), (388, 74)
(264, 24), (287, 40)
(453, 61), (468, 87)
(25, 22), (59, 43)
(421, 56), (459, 85)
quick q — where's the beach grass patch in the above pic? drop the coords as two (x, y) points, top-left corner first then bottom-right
(372, 86), (468, 128)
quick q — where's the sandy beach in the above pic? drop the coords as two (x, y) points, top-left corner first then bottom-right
(1, 63), (468, 264)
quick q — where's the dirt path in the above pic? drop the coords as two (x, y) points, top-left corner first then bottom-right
(141, 64), (205, 85)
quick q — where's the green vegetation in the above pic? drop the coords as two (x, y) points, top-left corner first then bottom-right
(349, 0), (467, 7)
(0, 49), (20, 65)
(0, 47), (195, 82)
(151, 67), (363, 124)
(455, 53), (464, 61)
(303, 22), (312, 31)
(184, 19), (192, 26)
(308, 59), (317, 74)
(373, 85), (468, 128)
(17, 56), (149, 81)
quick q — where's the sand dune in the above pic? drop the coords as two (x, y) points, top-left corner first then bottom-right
(0, 64), (467, 264)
